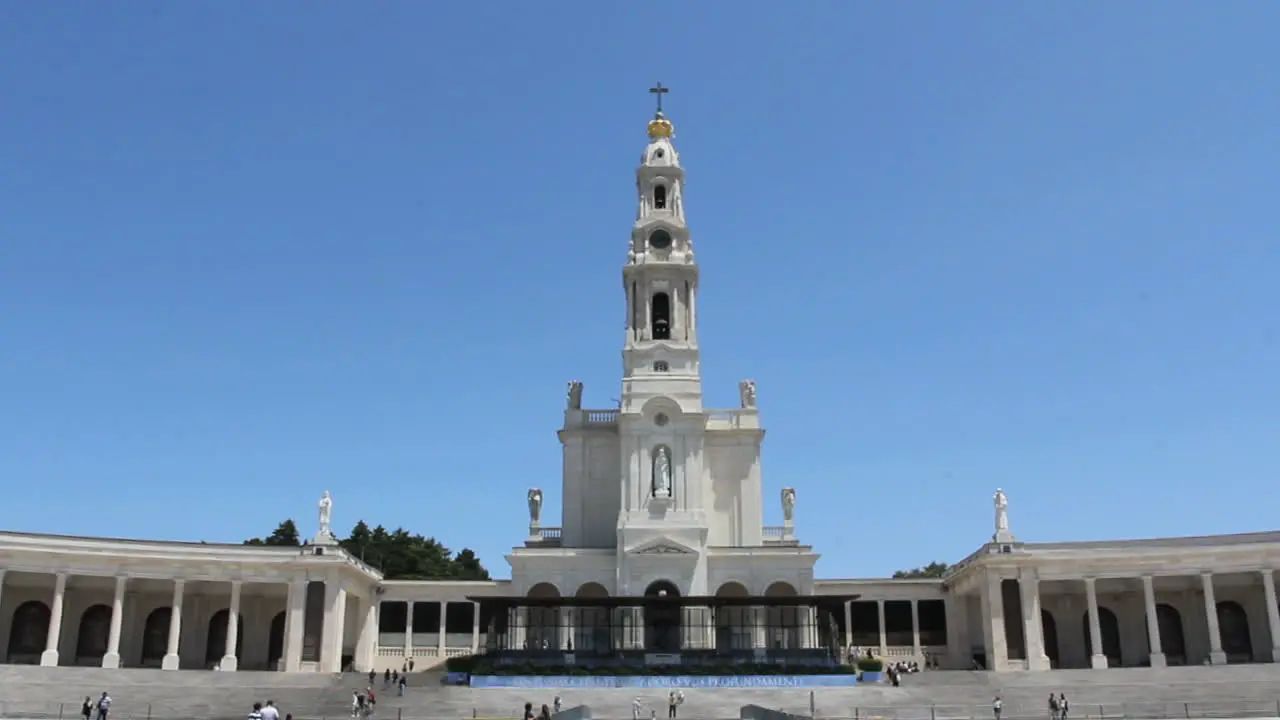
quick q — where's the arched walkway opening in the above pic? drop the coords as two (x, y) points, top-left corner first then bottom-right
(1082, 607), (1122, 666)
(714, 582), (752, 651)
(573, 583), (610, 654)
(1041, 609), (1060, 668)
(644, 580), (682, 653)
(1217, 601), (1252, 663)
(267, 611), (286, 669)
(765, 581), (801, 649)
(140, 608), (170, 666)
(204, 609), (245, 667)
(525, 583), (561, 651)
(1156, 604), (1186, 665)
(6, 600), (50, 664)
(74, 604), (112, 665)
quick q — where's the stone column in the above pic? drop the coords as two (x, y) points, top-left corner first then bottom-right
(355, 598), (377, 672)
(1019, 569), (1049, 670)
(1261, 570), (1280, 663)
(1084, 577), (1106, 669)
(321, 581), (347, 672)
(162, 579), (185, 670)
(980, 571), (1009, 671)
(221, 580), (242, 671)
(910, 599), (921, 659)
(944, 596), (967, 669)
(439, 601), (449, 655)
(102, 576), (127, 668)
(404, 601), (414, 662)
(876, 599), (887, 655)
(843, 601), (853, 650)
(1142, 576), (1165, 668)
(282, 579), (305, 672)
(471, 601), (481, 653)
(1202, 573), (1227, 664)
(40, 573), (68, 667)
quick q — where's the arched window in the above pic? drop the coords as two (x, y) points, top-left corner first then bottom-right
(140, 608), (171, 666)
(1217, 601), (1252, 662)
(654, 184), (667, 209)
(651, 292), (671, 340)
(75, 605), (112, 664)
(653, 361), (669, 372)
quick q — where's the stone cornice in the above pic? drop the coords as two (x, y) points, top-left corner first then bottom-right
(0, 530), (383, 585)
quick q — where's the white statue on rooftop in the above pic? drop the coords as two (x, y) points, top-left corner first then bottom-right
(566, 381), (583, 410)
(993, 488), (1014, 542)
(738, 379), (757, 409)
(781, 487), (796, 524)
(528, 488), (543, 526)
(316, 491), (335, 544)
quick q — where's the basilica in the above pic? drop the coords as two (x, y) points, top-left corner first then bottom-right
(2, 100), (1279, 676)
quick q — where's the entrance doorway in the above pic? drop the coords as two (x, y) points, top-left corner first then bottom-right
(644, 580), (682, 653)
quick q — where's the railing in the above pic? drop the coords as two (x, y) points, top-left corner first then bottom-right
(763, 526), (786, 537)
(526, 526), (562, 547)
(817, 699), (1280, 720)
(584, 409), (618, 425)
(706, 408), (760, 430)
(8, 699), (1280, 720)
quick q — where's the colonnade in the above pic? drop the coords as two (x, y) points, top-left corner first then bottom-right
(0, 570), (377, 672)
(980, 568), (1280, 671)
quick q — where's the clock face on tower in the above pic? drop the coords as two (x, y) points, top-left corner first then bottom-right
(648, 229), (672, 251)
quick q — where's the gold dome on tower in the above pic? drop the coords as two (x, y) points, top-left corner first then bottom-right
(647, 111), (675, 139)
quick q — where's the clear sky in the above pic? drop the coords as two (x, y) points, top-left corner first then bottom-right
(2, 2), (1277, 580)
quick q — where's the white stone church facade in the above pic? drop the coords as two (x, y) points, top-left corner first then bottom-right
(2, 106), (1279, 675)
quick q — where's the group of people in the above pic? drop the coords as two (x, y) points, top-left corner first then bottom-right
(245, 700), (287, 720)
(990, 693), (1069, 720)
(628, 691), (685, 720)
(370, 668), (409, 696)
(522, 697), (563, 720)
(79, 692), (111, 720)
(350, 688), (377, 718)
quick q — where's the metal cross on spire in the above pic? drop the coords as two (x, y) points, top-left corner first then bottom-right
(649, 82), (669, 114)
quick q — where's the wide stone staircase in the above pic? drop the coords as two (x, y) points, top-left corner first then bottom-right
(0, 666), (352, 720)
(4, 666), (1280, 720)
(374, 666), (1280, 720)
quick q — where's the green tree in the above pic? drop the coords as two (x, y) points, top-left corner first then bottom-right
(245, 519), (489, 580)
(244, 520), (302, 547)
(892, 561), (950, 579)
(340, 522), (491, 580)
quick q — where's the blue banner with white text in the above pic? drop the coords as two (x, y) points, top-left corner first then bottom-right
(469, 675), (858, 689)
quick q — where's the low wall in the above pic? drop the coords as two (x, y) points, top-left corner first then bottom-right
(740, 704), (811, 720)
(470, 675), (857, 689)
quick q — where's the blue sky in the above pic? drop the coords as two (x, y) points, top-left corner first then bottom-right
(2, 3), (1277, 580)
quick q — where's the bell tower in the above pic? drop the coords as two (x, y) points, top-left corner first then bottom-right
(621, 84), (703, 414)
(616, 85), (711, 598)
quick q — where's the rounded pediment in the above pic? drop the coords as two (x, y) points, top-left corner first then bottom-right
(639, 395), (683, 424)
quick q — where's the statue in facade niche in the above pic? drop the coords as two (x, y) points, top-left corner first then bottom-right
(652, 446), (672, 498)
(994, 488), (1009, 534)
(738, 379), (757, 409)
(317, 491), (334, 539)
(566, 381), (584, 410)
(528, 488), (543, 526)
(781, 487), (796, 524)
